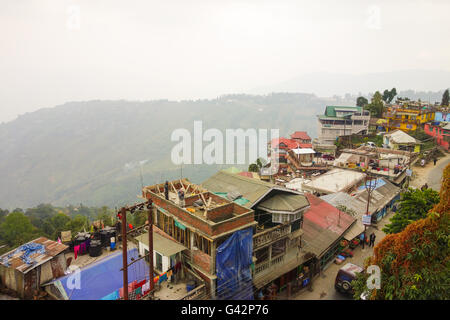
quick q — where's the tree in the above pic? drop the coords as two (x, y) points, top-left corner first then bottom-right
(65, 214), (89, 235)
(248, 158), (263, 172)
(0, 208), (8, 223)
(382, 88), (397, 103)
(95, 206), (114, 227)
(442, 89), (449, 106)
(383, 188), (440, 234)
(364, 91), (385, 117)
(0, 212), (39, 248)
(356, 96), (368, 107)
(352, 163), (450, 300)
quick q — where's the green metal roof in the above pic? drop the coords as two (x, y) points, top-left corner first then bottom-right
(324, 106), (361, 118)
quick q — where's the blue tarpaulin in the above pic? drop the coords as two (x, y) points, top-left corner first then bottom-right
(215, 228), (254, 300)
(53, 248), (148, 300)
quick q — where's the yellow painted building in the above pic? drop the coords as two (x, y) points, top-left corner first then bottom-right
(383, 106), (435, 132)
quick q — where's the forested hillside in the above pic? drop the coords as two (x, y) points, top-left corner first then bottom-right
(0, 93), (341, 209)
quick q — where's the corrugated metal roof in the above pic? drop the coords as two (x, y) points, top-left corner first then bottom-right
(136, 232), (187, 257)
(0, 237), (68, 274)
(257, 193), (309, 213)
(202, 170), (309, 210)
(320, 178), (400, 216)
(290, 131), (311, 140)
(301, 193), (355, 258)
(385, 129), (419, 144)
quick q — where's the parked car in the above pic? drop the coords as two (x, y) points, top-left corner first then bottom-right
(361, 141), (377, 148)
(335, 263), (364, 295)
(322, 154), (335, 161)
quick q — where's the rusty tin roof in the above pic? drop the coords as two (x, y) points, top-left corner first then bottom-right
(0, 237), (68, 274)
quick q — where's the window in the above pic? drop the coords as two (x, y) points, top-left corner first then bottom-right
(155, 252), (163, 271)
(255, 247), (269, 263)
(271, 239), (286, 257)
(144, 249), (149, 262)
(193, 233), (212, 256)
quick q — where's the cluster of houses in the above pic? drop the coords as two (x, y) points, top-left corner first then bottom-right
(0, 99), (447, 301)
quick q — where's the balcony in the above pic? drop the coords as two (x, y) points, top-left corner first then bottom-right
(254, 254), (285, 275)
(253, 224), (291, 250)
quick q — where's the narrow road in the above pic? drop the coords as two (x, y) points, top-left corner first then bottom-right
(428, 155), (450, 191)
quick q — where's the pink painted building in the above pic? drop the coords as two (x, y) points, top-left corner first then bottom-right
(424, 123), (450, 151)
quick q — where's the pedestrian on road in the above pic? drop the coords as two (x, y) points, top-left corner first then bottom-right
(360, 233), (366, 249)
(433, 157), (437, 166)
(370, 233), (376, 247)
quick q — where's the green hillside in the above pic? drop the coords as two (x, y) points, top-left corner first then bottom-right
(0, 93), (349, 209)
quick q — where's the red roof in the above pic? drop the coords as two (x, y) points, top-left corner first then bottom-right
(290, 131), (311, 140)
(271, 137), (299, 150)
(303, 193), (355, 235)
(298, 143), (313, 148)
(238, 171), (256, 178)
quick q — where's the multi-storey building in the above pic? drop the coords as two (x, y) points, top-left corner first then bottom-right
(383, 102), (436, 132)
(317, 106), (370, 145)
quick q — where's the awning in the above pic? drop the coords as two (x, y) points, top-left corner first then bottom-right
(292, 148), (315, 155)
(135, 232), (187, 257)
(288, 229), (304, 240)
(342, 222), (365, 241)
(253, 254), (309, 289)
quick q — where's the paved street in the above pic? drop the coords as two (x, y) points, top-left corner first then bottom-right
(427, 155), (450, 191)
(293, 211), (392, 300)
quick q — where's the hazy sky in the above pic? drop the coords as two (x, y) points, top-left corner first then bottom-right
(1, 0), (450, 123)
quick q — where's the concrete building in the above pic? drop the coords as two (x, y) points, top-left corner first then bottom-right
(424, 122), (450, 151)
(317, 106), (370, 145)
(202, 171), (311, 294)
(383, 129), (421, 152)
(302, 168), (366, 196)
(141, 178), (256, 298)
(333, 146), (415, 186)
(383, 102), (436, 132)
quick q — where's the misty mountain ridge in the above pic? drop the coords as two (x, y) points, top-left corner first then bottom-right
(251, 70), (450, 99)
(0, 89), (446, 210)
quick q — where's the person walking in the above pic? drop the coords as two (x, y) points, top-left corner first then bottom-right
(433, 157), (437, 166)
(370, 233), (376, 248)
(360, 232), (366, 249)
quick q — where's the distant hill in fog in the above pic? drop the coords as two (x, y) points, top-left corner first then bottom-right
(0, 88), (446, 209)
(252, 70), (450, 101)
(0, 93), (356, 209)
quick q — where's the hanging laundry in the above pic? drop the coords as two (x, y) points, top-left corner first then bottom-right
(135, 287), (142, 295)
(74, 245), (80, 260)
(136, 280), (146, 289)
(158, 273), (168, 284)
(119, 281), (136, 297)
(80, 242), (86, 255)
(142, 281), (150, 293)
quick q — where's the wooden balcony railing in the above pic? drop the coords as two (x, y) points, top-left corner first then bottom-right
(253, 224), (290, 250)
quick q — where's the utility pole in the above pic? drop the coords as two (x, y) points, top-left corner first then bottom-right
(364, 175), (377, 232)
(147, 201), (155, 296)
(120, 200), (155, 300)
(121, 207), (128, 300)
